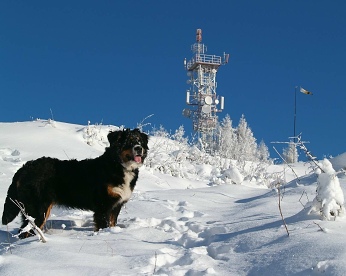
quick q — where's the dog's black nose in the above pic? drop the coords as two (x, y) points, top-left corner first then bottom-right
(133, 145), (143, 155)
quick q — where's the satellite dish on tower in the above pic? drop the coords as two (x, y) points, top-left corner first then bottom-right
(204, 96), (212, 105)
(183, 109), (192, 118)
(202, 105), (211, 114)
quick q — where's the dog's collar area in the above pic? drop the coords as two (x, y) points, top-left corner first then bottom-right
(121, 160), (143, 172)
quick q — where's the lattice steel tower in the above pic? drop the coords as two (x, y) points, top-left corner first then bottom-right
(183, 29), (229, 152)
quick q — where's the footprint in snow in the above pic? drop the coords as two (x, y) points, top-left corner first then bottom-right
(0, 148), (22, 163)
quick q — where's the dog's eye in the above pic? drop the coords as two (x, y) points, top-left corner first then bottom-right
(131, 138), (141, 145)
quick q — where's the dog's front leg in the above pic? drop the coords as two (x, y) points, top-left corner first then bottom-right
(93, 210), (108, 231)
(93, 197), (123, 231)
(108, 203), (123, 227)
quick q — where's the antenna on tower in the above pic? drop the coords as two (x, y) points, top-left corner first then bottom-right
(196, 28), (202, 42)
(183, 28), (229, 153)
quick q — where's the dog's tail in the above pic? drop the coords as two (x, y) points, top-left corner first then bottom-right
(2, 181), (20, 225)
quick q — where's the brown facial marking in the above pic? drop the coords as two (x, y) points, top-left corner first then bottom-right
(120, 149), (133, 163)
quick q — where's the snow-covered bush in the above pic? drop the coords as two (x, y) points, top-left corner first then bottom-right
(83, 121), (116, 147)
(219, 165), (244, 184)
(145, 134), (192, 178)
(142, 113), (270, 185)
(144, 125), (276, 186)
(42, 118), (57, 128)
(238, 160), (273, 185)
(309, 159), (345, 220)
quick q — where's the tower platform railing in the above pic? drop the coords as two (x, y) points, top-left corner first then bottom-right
(187, 53), (222, 70)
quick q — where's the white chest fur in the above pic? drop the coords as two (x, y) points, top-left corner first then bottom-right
(110, 171), (135, 204)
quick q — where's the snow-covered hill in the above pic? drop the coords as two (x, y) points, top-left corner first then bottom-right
(0, 120), (346, 275)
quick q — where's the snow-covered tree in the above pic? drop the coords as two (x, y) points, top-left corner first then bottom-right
(235, 114), (258, 162)
(257, 140), (270, 162)
(218, 114), (236, 159)
(217, 114), (269, 162)
(282, 141), (298, 163)
(151, 125), (169, 138)
(172, 125), (188, 145)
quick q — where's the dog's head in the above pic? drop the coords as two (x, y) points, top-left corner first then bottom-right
(107, 128), (149, 170)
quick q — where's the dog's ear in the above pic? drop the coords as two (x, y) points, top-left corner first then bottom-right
(107, 130), (124, 146)
(140, 132), (149, 149)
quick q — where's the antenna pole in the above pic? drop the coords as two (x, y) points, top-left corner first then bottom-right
(294, 86), (297, 143)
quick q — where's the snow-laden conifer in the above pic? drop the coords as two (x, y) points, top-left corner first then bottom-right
(282, 141), (298, 163)
(257, 140), (270, 162)
(234, 115), (258, 162)
(218, 114), (236, 159)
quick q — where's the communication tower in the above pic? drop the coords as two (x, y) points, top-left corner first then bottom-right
(183, 29), (229, 152)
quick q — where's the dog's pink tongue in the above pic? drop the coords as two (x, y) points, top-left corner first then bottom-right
(134, 156), (142, 163)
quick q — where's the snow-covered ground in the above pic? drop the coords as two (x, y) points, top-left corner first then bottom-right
(0, 120), (346, 275)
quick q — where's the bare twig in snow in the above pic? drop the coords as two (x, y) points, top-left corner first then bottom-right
(313, 221), (328, 233)
(273, 146), (300, 181)
(296, 135), (324, 173)
(154, 251), (158, 274)
(276, 182), (290, 237)
(299, 190), (310, 209)
(103, 240), (114, 256)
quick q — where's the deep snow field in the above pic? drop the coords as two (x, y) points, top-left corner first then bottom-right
(0, 120), (346, 276)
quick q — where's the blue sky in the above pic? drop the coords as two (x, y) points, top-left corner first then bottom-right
(1, 1), (345, 160)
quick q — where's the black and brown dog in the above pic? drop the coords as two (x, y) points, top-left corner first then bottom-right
(2, 128), (148, 238)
